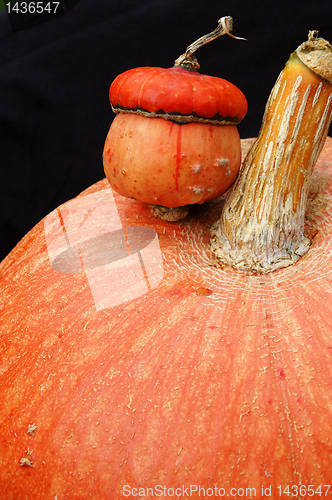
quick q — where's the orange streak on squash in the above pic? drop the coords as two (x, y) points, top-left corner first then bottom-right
(175, 125), (182, 191)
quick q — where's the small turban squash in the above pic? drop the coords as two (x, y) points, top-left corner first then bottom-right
(103, 18), (247, 210)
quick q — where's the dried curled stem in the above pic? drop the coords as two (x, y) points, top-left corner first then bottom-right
(174, 16), (246, 71)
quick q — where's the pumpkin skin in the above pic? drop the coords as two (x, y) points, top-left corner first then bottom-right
(103, 113), (241, 207)
(104, 65), (247, 208)
(2, 138), (332, 499)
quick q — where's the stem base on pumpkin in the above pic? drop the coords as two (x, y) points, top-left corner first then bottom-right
(210, 219), (311, 274)
(211, 48), (332, 274)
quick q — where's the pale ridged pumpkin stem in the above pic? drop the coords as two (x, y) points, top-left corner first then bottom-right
(210, 33), (332, 274)
(174, 16), (245, 71)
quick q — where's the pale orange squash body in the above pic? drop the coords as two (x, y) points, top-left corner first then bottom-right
(103, 113), (241, 207)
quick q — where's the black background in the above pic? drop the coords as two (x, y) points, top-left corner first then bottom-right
(1, 0), (332, 261)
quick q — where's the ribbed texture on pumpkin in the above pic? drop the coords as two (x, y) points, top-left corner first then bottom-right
(109, 66), (247, 125)
(2, 138), (332, 498)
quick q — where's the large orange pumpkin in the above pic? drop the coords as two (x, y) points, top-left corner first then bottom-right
(1, 137), (332, 499)
(103, 17), (247, 210)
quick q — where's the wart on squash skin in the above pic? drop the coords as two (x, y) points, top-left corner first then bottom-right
(214, 158), (230, 176)
(20, 449), (34, 467)
(190, 163), (201, 174)
(27, 423), (37, 435)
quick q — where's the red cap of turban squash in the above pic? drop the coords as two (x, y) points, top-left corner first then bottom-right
(109, 65), (247, 125)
